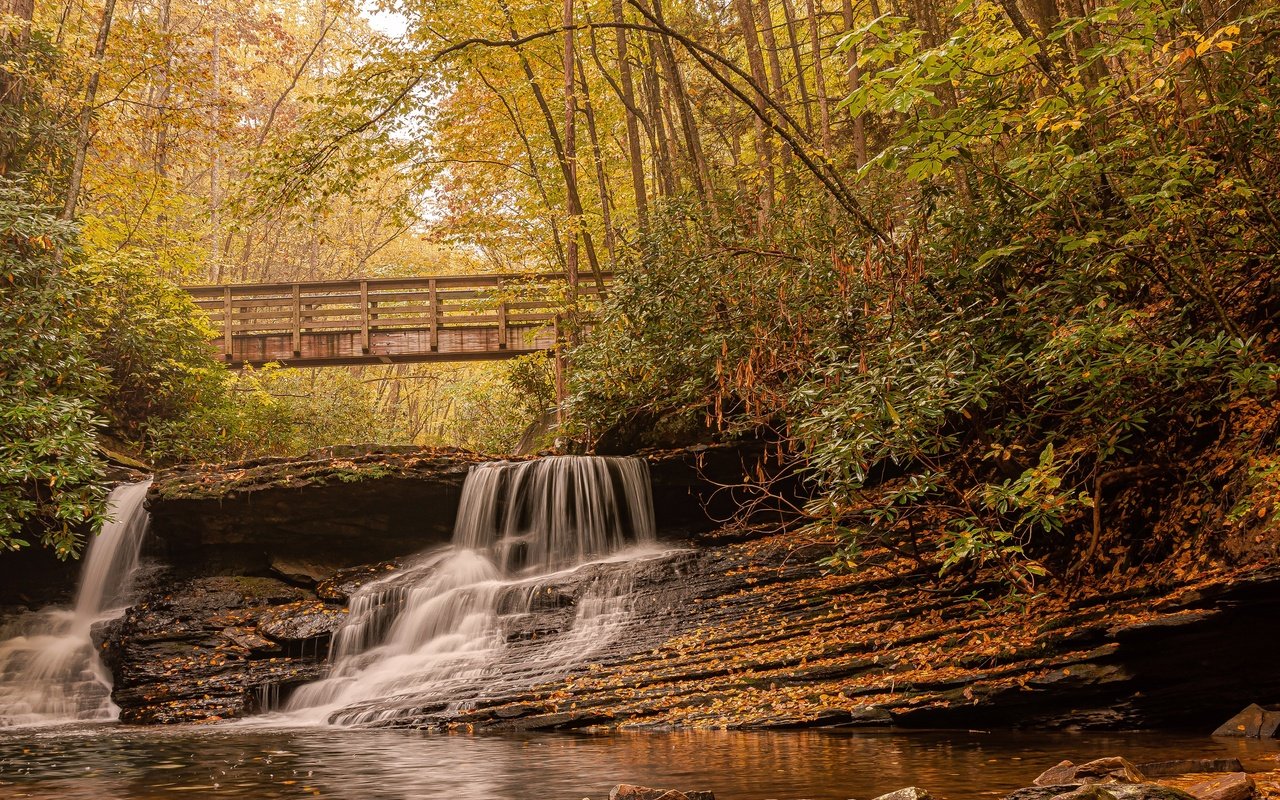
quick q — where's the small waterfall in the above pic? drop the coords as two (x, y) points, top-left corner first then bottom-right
(0, 480), (152, 727)
(281, 456), (661, 726)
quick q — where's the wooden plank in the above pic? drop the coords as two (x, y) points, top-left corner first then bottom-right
(229, 309), (295, 323)
(497, 300), (508, 349)
(185, 271), (613, 295)
(360, 280), (370, 354)
(372, 314), (503, 328)
(282, 305), (363, 320)
(294, 293), (363, 305)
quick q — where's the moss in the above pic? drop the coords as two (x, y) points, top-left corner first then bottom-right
(149, 446), (499, 502)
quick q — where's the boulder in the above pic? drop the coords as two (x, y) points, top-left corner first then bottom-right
(870, 788), (932, 800)
(1212, 704), (1280, 738)
(99, 576), (330, 723)
(609, 785), (714, 800)
(270, 557), (337, 586)
(1032, 758), (1145, 788)
(1135, 761), (1245, 779)
(1075, 757), (1147, 784)
(1187, 773), (1257, 800)
(1010, 785), (1195, 800)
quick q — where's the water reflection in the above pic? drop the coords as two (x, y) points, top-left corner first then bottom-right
(1, 726), (1276, 800)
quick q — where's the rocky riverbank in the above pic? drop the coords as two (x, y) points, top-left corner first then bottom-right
(6, 445), (1280, 730)
(595, 754), (1280, 800)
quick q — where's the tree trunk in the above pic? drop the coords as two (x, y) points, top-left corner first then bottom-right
(756, 0), (796, 181)
(562, 0), (580, 292)
(644, 0), (716, 218)
(732, 0), (776, 228)
(0, 0), (35, 176)
(609, 0), (650, 230)
(62, 0), (119, 219)
(641, 36), (677, 197)
(840, 0), (867, 166)
(806, 0), (835, 218)
(780, 0), (814, 135)
(498, 0), (602, 287)
(477, 68), (569, 271)
(577, 58), (617, 263)
(152, 0), (174, 176)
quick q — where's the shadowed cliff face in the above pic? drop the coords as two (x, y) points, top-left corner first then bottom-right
(140, 444), (773, 580)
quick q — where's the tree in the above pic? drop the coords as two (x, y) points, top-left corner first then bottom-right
(0, 181), (108, 556)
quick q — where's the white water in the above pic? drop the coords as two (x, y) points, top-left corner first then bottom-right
(279, 456), (662, 726)
(0, 480), (152, 727)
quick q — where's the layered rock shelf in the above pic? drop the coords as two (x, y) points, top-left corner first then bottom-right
(372, 533), (1280, 733)
(11, 445), (1278, 729)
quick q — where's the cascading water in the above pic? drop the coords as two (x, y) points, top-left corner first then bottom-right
(280, 456), (664, 726)
(0, 480), (152, 727)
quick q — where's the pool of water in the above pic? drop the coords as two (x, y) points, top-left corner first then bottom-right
(2, 725), (1277, 800)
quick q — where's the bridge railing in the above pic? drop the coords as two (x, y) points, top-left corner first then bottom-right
(185, 272), (611, 364)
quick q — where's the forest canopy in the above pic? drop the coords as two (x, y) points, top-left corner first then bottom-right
(0, 0), (1277, 594)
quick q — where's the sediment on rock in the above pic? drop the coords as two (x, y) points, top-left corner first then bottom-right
(372, 533), (1280, 733)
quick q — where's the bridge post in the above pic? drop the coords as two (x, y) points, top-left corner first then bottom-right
(553, 314), (567, 424)
(360, 280), (370, 354)
(428, 279), (439, 351)
(221, 286), (233, 361)
(497, 276), (508, 350)
(291, 284), (302, 357)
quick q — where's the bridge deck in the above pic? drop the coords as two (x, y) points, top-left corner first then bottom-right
(186, 272), (607, 368)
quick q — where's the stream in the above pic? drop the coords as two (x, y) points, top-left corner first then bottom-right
(2, 725), (1278, 799)
(2, 459), (1278, 799)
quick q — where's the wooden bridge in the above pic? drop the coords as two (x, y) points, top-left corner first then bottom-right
(186, 272), (607, 368)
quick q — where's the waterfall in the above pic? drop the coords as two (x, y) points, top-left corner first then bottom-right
(0, 480), (152, 727)
(280, 456), (662, 726)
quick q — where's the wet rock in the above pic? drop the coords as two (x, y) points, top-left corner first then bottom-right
(1107, 785), (1198, 800)
(1054, 786), (1120, 800)
(1187, 773), (1257, 800)
(147, 449), (487, 576)
(255, 601), (345, 642)
(1031, 757), (1145, 788)
(1136, 761), (1245, 779)
(608, 785), (715, 800)
(1011, 785), (1194, 800)
(315, 561), (402, 603)
(221, 627), (280, 653)
(1037, 762), (1083, 786)
(1075, 757), (1147, 784)
(847, 706), (895, 725)
(1213, 704), (1280, 738)
(100, 575), (329, 723)
(270, 557), (337, 586)
(870, 788), (932, 800)
(1009, 785), (1084, 800)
